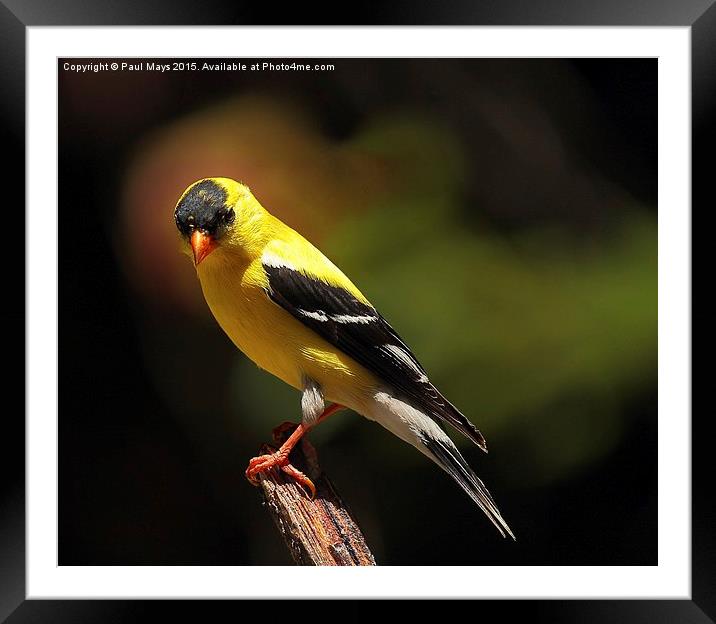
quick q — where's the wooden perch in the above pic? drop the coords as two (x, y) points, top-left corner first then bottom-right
(254, 425), (376, 566)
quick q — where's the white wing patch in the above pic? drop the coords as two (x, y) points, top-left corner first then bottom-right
(331, 313), (376, 324)
(261, 250), (297, 271)
(298, 308), (330, 322)
(297, 309), (376, 324)
(381, 344), (429, 382)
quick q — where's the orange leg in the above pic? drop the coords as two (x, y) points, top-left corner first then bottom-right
(245, 403), (345, 497)
(315, 401), (345, 424)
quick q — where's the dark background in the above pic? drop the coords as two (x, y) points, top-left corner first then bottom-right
(58, 58), (657, 566)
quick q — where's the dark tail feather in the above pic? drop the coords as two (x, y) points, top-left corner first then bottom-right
(429, 388), (488, 452)
(421, 434), (515, 539)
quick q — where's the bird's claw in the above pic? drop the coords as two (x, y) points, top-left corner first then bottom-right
(245, 451), (317, 499)
(280, 464), (317, 499)
(245, 450), (284, 484)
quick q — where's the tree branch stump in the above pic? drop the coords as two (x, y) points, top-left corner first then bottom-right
(254, 425), (376, 566)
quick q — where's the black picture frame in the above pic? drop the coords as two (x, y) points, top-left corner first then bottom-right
(2, 1), (707, 620)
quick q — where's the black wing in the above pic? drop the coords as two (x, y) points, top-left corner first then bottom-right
(263, 263), (487, 451)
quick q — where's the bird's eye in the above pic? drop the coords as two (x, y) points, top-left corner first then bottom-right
(224, 209), (235, 224)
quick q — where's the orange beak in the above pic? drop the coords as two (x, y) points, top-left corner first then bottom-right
(191, 230), (217, 266)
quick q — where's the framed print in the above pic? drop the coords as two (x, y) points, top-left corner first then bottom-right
(3, 0), (709, 620)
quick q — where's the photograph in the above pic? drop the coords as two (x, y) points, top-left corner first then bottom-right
(57, 56), (658, 567)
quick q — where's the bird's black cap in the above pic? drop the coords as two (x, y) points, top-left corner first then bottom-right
(174, 179), (235, 238)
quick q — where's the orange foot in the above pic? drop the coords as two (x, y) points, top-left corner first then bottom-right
(245, 448), (317, 498)
(245, 422), (317, 498)
(245, 404), (346, 499)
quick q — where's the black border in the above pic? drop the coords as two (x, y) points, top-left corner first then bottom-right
(2, 1), (709, 620)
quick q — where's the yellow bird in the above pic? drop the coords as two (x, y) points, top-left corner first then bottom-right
(174, 177), (514, 538)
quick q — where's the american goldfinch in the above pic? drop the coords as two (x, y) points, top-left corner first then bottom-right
(174, 177), (514, 538)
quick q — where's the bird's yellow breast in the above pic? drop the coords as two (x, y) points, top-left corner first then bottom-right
(196, 252), (378, 411)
